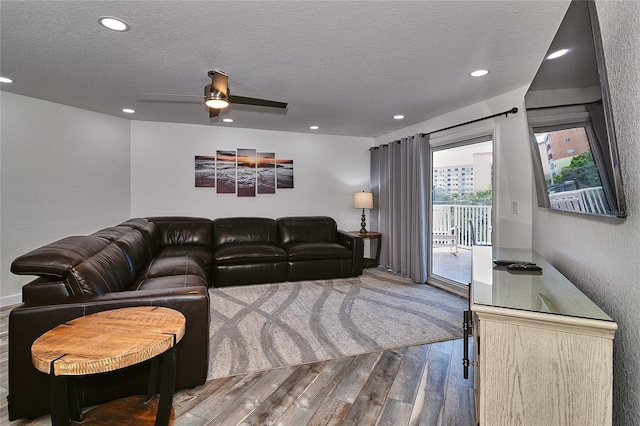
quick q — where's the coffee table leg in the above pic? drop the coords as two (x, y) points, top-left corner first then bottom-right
(146, 355), (160, 402)
(50, 369), (69, 426)
(68, 379), (82, 422)
(155, 345), (177, 426)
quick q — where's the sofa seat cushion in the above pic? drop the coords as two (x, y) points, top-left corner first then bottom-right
(130, 275), (208, 291)
(157, 245), (212, 268)
(143, 256), (207, 281)
(214, 243), (287, 265)
(284, 242), (352, 261)
(213, 263), (287, 287)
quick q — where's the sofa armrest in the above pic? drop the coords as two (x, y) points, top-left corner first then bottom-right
(22, 277), (71, 304)
(337, 230), (364, 276)
(7, 287), (209, 421)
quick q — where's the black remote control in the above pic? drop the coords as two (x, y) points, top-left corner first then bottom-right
(507, 263), (542, 272)
(493, 259), (535, 266)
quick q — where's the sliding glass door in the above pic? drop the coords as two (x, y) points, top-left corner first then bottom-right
(429, 138), (493, 292)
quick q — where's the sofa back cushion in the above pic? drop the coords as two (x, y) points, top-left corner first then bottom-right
(66, 243), (132, 295)
(278, 216), (338, 246)
(91, 226), (133, 242)
(119, 218), (150, 231)
(147, 217), (213, 248)
(139, 221), (163, 257)
(11, 236), (110, 278)
(119, 218), (162, 257)
(113, 230), (149, 278)
(213, 217), (279, 247)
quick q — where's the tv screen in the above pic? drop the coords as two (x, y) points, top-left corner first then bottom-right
(524, 0), (626, 219)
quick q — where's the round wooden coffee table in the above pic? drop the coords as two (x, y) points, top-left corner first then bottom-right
(31, 306), (186, 426)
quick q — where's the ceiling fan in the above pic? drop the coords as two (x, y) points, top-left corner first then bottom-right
(140, 70), (288, 118)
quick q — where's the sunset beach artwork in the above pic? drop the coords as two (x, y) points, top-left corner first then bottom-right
(195, 155), (216, 187)
(197, 148), (294, 195)
(216, 150), (236, 194)
(276, 159), (294, 189)
(237, 148), (257, 197)
(257, 152), (276, 194)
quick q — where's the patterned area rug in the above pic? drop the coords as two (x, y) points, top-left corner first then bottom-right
(207, 268), (466, 379)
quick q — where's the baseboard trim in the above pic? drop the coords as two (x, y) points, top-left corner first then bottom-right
(1, 293), (21, 308)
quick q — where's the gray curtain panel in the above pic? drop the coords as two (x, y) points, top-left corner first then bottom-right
(370, 134), (430, 282)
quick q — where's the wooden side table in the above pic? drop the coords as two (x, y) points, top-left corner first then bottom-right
(350, 231), (382, 268)
(31, 306), (186, 426)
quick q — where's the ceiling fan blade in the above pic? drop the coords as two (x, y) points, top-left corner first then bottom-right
(138, 92), (202, 98)
(138, 99), (201, 105)
(209, 70), (228, 96)
(209, 107), (220, 118)
(229, 95), (288, 109)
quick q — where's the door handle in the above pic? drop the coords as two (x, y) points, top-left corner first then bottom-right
(462, 310), (473, 379)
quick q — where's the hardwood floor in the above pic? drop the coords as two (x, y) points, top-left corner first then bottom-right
(1, 303), (474, 425)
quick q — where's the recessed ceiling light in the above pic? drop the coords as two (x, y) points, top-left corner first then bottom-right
(470, 69), (489, 77)
(546, 48), (569, 60)
(223, 118), (233, 123)
(98, 16), (130, 32)
(122, 108), (135, 114)
(309, 125), (319, 130)
(393, 115), (405, 120)
(0, 76), (14, 83)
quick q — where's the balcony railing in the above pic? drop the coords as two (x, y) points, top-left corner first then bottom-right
(549, 186), (608, 215)
(433, 204), (492, 248)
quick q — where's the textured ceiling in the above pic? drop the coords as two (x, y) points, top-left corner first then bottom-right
(1, 1), (571, 137)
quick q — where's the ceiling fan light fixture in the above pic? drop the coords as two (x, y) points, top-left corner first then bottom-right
(205, 95), (230, 109)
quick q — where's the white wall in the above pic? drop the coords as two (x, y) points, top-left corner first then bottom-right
(130, 121), (372, 231)
(374, 87), (534, 248)
(0, 92), (131, 306)
(0, 99), (371, 306)
(532, 1), (640, 424)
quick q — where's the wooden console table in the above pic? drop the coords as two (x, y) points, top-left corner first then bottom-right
(31, 306), (186, 426)
(466, 247), (617, 425)
(350, 231), (382, 268)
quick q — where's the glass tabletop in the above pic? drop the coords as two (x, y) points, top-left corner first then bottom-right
(471, 246), (613, 322)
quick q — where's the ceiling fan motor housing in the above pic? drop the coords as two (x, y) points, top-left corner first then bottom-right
(204, 70), (230, 109)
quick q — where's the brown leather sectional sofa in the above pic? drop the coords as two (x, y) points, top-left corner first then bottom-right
(7, 215), (363, 420)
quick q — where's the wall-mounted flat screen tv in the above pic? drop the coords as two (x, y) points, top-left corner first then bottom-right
(525, 0), (626, 219)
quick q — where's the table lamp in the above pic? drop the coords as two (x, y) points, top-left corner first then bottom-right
(353, 191), (373, 233)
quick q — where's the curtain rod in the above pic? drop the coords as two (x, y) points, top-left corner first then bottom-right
(420, 106), (518, 137)
(370, 106), (518, 150)
(525, 100), (601, 112)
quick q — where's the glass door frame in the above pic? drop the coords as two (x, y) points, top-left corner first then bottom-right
(427, 133), (495, 297)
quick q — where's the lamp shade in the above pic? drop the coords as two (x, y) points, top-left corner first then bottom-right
(353, 191), (373, 209)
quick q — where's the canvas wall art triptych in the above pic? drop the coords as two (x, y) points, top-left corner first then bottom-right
(195, 149), (294, 196)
